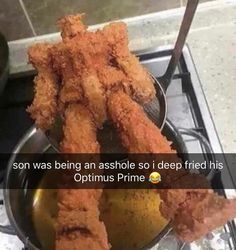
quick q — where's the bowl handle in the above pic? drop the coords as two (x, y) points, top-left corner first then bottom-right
(177, 127), (216, 181)
(177, 128), (213, 154)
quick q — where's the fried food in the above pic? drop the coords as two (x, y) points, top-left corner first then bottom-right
(81, 72), (107, 128)
(173, 191), (236, 242)
(60, 103), (99, 153)
(57, 14), (87, 40)
(116, 54), (156, 102)
(53, 16), (113, 250)
(27, 43), (58, 130)
(56, 190), (110, 250)
(53, 29), (109, 125)
(28, 13), (236, 247)
(59, 16), (155, 104)
(29, 15), (155, 130)
(57, 104), (109, 250)
(108, 91), (236, 242)
(50, 43), (83, 109)
(108, 91), (174, 153)
(56, 209), (109, 250)
(102, 22), (155, 103)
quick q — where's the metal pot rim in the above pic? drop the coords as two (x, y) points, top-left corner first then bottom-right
(4, 127), (41, 250)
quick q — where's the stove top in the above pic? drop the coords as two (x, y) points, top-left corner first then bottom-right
(0, 45), (235, 250)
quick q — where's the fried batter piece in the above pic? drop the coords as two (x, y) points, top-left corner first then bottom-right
(108, 91), (174, 153)
(57, 104), (110, 250)
(116, 54), (156, 102)
(27, 43), (58, 130)
(58, 189), (102, 211)
(56, 209), (109, 250)
(54, 30), (109, 125)
(50, 43), (83, 109)
(29, 15), (155, 130)
(57, 14), (87, 40)
(60, 103), (99, 153)
(108, 91), (236, 242)
(102, 22), (155, 103)
(59, 16), (155, 104)
(173, 191), (236, 242)
(81, 72), (107, 128)
(102, 22), (130, 59)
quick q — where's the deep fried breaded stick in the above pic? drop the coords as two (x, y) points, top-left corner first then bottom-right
(108, 91), (236, 243)
(102, 22), (130, 59)
(97, 65), (126, 91)
(57, 103), (110, 250)
(58, 189), (102, 211)
(173, 190), (236, 242)
(56, 19), (110, 249)
(56, 209), (109, 250)
(60, 103), (99, 153)
(102, 22), (155, 103)
(108, 91), (173, 153)
(59, 15), (155, 104)
(108, 90), (188, 186)
(81, 72), (107, 128)
(57, 14), (87, 40)
(51, 43), (83, 109)
(53, 32), (108, 126)
(56, 193), (109, 250)
(117, 54), (156, 102)
(27, 43), (58, 130)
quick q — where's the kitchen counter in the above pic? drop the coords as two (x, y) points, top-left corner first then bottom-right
(8, 0), (236, 154)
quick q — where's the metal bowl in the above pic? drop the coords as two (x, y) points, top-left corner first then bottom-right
(1, 120), (187, 250)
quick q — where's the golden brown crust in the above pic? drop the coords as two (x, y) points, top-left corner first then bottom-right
(27, 43), (58, 130)
(50, 43), (83, 111)
(81, 73), (107, 128)
(173, 192), (236, 242)
(102, 22), (129, 59)
(29, 18), (156, 131)
(60, 103), (99, 153)
(108, 91), (173, 153)
(116, 55), (155, 103)
(57, 14), (87, 40)
(58, 103), (109, 250)
(101, 22), (155, 103)
(56, 190), (110, 250)
(107, 90), (236, 243)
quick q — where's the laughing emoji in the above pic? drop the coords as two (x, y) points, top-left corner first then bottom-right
(149, 172), (161, 184)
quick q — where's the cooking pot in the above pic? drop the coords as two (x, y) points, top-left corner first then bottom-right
(0, 120), (214, 249)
